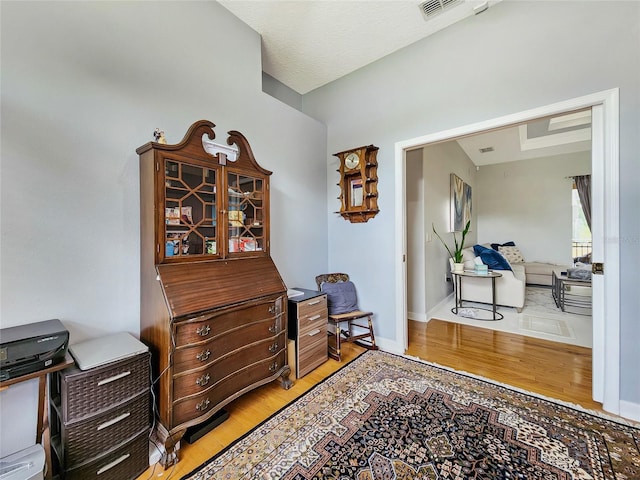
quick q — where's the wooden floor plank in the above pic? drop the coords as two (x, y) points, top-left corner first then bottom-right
(405, 319), (599, 410)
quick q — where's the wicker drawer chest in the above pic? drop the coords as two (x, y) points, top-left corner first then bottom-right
(49, 352), (151, 480)
(287, 289), (328, 378)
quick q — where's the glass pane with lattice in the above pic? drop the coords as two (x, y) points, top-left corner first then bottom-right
(164, 159), (218, 258)
(227, 172), (264, 253)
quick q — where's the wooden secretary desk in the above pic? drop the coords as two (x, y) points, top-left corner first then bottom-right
(137, 120), (292, 466)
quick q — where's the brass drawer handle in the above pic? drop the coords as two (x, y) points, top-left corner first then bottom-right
(268, 342), (279, 353)
(269, 362), (279, 372)
(196, 373), (210, 386)
(97, 454), (130, 475)
(307, 314), (321, 321)
(268, 324), (278, 333)
(196, 325), (211, 337)
(308, 300), (321, 306)
(197, 349), (211, 362)
(268, 305), (276, 314)
(196, 398), (210, 411)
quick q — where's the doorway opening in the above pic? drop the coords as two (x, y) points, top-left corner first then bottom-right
(393, 89), (620, 415)
(407, 124), (593, 347)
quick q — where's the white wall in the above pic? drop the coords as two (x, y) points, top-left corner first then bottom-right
(422, 142), (477, 315)
(477, 153), (591, 265)
(406, 149), (425, 320)
(0, 1), (328, 449)
(0, 2), (328, 338)
(303, 1), (640, 405)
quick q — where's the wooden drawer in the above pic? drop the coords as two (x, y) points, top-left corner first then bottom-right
(173, 331), (286, 399)
(55, 353), (150, 423)
(287, 291), (328, 379)
(59, 429), (149, 480)
(173, 295), (284, 347)
(172, 315), (284, 373)
(53, 391), (150, 469)
(297, 295), (327, 333)
(298, 323), (327, 352)
(172, 350), (286, 426)
(297, 335), (328, 378)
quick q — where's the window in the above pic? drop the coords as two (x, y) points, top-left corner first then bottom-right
(572, 187), (591, 260)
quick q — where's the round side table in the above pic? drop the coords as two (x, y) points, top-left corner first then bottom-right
(451, 270), (504, 321)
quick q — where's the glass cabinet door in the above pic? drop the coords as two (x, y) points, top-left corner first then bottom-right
(227, 171), (265, 255)
(164, 159), (218, 260)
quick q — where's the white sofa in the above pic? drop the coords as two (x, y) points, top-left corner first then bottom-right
(515, 261), (570, 286)
(457, 245), (526, 312)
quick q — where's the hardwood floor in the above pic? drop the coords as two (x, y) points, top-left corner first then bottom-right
(406, 319), (600, 410)
(137, 320), (608, 479)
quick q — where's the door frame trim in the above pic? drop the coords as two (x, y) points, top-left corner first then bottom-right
(394, 88), (620, 414)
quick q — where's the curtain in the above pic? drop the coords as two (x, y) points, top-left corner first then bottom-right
(574, 175), (591, 230)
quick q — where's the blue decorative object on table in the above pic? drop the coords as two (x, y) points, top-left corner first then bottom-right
(473, 244), (512, 271)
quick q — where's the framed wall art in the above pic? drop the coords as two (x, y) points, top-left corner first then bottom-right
(450, 173), (472, 232)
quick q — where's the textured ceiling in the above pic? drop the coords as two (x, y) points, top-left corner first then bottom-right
(219, 0), (590, 164)
(218, 0), (500, 94)
(457, 119), (592, 166)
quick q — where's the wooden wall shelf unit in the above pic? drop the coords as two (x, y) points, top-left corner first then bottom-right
(334, 145), (379, 223)
(138, 120), (291, 467)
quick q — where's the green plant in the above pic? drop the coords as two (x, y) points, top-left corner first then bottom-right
(432, 220), (471, 263)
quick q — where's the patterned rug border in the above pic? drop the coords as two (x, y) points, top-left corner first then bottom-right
(181, 349), (639, 479)
(180, 349), (368, 480)
(402, 353), (640, 430)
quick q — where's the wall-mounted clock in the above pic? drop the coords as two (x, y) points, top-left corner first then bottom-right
(344, 152), (361, 170)
(334, 145), (379, 223)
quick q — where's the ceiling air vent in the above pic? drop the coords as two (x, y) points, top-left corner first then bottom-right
(419, 0), (462, 19)
(479, 147), (494, 153)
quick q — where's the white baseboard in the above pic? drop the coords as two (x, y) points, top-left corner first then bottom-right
(426, 293), (454, 320)
(408, 311), (427, 322)
(375, 337), (404, 356)
(408, 293), (455, 324)
(619, 400), (640, 423)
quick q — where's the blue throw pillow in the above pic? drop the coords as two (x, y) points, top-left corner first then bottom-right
(321, 281), (359, 315)
(490, 241), (515, 251)
(473, 244), (512, 271)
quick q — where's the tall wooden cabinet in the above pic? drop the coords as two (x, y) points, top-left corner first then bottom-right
(138, 120), (292, 466)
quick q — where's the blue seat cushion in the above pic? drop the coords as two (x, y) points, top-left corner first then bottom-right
(321, 281), (359, 315)
(473, 244), (512, 271)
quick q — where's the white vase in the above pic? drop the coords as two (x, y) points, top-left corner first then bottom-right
(453, 262), (464, 272)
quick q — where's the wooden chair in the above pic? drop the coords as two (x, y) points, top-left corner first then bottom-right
(315, 273), (378, 361)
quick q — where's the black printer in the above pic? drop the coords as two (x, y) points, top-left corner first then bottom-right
(0, 319), (69, 381)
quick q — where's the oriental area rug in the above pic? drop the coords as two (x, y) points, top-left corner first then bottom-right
(182, 350), (639, 480)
